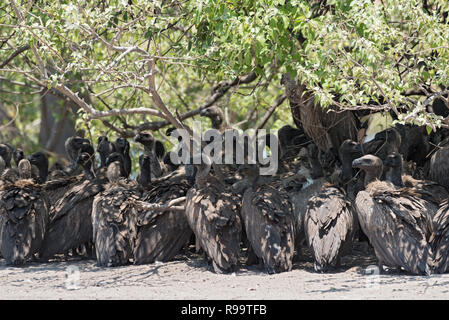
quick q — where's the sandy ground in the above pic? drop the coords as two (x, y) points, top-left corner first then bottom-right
(1, 244), (449, 300)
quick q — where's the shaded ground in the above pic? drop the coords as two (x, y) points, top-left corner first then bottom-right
(0, 243), (448, 300)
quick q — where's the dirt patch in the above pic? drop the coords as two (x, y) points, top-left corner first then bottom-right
(0, 243), (447, 300)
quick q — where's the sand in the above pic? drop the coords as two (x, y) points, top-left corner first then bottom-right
(1, 244), (448, 300)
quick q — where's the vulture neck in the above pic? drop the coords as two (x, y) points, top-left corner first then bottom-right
(37, 164), (48, 183)
(364, 166), (382, 187)
(309, 155), (324, 179)
(210, 115), (224, 131)
(387, 165), (404, 187)
(341, 152), (360, 182)
(195, 162), (212, 188)
(83, 164), (96, 180)
(139, 163), (152, 187)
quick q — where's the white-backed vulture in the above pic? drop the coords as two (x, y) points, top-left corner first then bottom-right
(185, 154), (242, 273)
(92, 153), (138, 267)
(431, 200), (449, 273)
(352, 154), (434, 275)
(238, 164), (295, 274)
(385, 152), (449, 217)
(38, 152), (106, 260)
(133, 165), (193, 265)
(429, 144), (449, 190)
(114, 137), (132, 178)
(135, 132), (165, 178)
(0, 159), (49, 265)
(304, 185), (356, 272)
(97, 135), (116, 168)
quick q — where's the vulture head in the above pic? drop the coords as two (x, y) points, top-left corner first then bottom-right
(374, 127), (402, 151)
(105, 152), (126, 184)
(384, 152), (404, 187)
(0, 156), (5, 175)
(115, 137), (130, 154)
(135, 132), (154, 150)
(155, 140), (165, 159)
(0, 144), (12, 168)
(237, 163), (260, 188)
(384, 152), (403, 169)
(189, 153), (212, 188)
(352, 154), (383, 187)
(27, 152), (49, 183)
(97, 136), (115, 167)
(71, 137), (91, 150)
(307, 143), (324, 179)
(13, 148), (24, 167)
(76, 152), (96, 180)
(17, 159), (32, 180)
(200, 106), (224, 130)
(339, 140), (363, 182)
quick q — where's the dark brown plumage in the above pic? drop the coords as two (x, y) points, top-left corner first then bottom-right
(0, 160), (49, 265)
(38, 154), (106, 260)
(185, 154), (242, 273)
(353, 154), (434, 275)
(239, 164), (295, 274)
(97, 136), (116, 168)
(0, 144), (12, 168)
(92, 155), (137, 267)
(135, 133), (164, 178)
(304, 185), (356, 272)
(133, 166), (193, 265)
(385, 152), (449, 217)
(114, 138), (132, 178)
(277, 125), (310, 161)
(200, 106), (227, 132)
(431, 200), (449, 273)
(429, 145), (449, 190)
(65, 136), (93, 174)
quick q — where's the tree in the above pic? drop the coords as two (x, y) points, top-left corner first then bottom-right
(0, 0), (448, 158)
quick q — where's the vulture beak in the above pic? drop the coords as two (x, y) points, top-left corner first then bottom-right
(352, 158), (363, 169)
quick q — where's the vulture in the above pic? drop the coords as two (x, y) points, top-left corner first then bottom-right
(304, 184), (356, 272)
(135, 132), (164, 178)
(91, 152), (138, 267)
(12, 148), (24, 167)
(0, 144), (12, 168)
(65, 136), (93, 174)
(0, 159), (49, 265)
(133, 163), (194, 265)
(27, 152), (49, 184)
(282, 143), (327, 250)
(97, 136), (116, 168)
(281, 73), (358, 156)
(185, 154), (242, 273)
(114, 137), (132, 178)
(364, 127), (402, 161)
(238, 163), (295, 274)
(384, 152), (448, 217)
(429, 143), (449, 190)
(277, 125), (310, 161)
(431, 200), (449, 273)
(352, 154), (434, 275)
(301, 143), (357, 272)
(38, 151), (106, 260)
(394, 124), (429, 166)
(155, 140), (166, 160)
(200, 106), (226, 132)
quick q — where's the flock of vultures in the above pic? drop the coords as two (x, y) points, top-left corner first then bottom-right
(1, 101), (449, 277)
